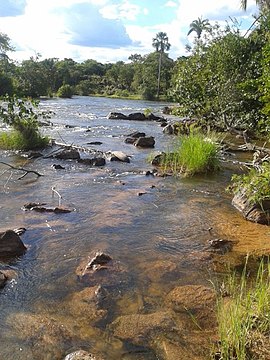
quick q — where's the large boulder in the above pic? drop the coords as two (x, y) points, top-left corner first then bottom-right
(232, 190), (270, 224)
(108, 151), (130, 163)
(134, 136), (155, 148)
(107, 112), (128, 120)
(0, 230), (26, 257)
(78, 157), (106, 166)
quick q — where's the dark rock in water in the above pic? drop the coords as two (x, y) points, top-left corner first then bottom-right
(87, 252), (112, 270)
(125, 137), (136, 144)
(54, 149), (80, 160)
(134, 136), (155, 148)
(127, 131), (146, 138)
(0, 230), (27, 257)
(160, 121), (168, 127)
(108, 151), (130, 163)
(23, 203), (72, 213)
(87, 141), (103, 145)
(151, 153), (165, 166)
(147, 113), (165, 121)
(137, 192), (147, 196)
(107, 112), (128, 120)
(163, 124), (176, 135)
(64, 350), (103, 360)
(127, 112), (146, 121)
(78, 157), (106, 167)
(232, 190), (270, 225)
(52, 164), (65, 170)
(208, 238), (234, 254)
(65, 124), (76, 128)
(0, 271), (7, 288)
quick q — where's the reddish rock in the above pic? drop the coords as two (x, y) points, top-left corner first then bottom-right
(0, 230), (26, 257)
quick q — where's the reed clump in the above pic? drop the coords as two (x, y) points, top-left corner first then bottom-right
(161, 132), (220, 176)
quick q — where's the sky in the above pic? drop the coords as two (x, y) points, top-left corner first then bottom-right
(0, 0), (260, 63)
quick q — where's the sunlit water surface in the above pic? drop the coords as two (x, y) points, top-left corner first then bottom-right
(0, 96), (269, 359)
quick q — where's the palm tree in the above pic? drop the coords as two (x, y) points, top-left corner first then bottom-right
(240, 0), (270, 10)
(187, 17), (210, 39)
(152, 32), (171, 98)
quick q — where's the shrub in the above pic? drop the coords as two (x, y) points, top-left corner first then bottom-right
(162, 132), (220, 176)
(0, 95), (50, 150)
(57, 84), (73, 98)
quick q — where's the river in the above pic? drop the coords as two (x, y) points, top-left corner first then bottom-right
(0, 96), (269, 360)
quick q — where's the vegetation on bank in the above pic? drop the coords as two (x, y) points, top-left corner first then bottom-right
(214, 258), (270, 360)
(161, 132), (220, 176)
(0, 96), (49, 150)
(229, 163), (270, 205)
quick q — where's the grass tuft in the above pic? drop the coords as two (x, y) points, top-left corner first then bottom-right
(162, 132), (220, 176)
(0, 130), (49, 150)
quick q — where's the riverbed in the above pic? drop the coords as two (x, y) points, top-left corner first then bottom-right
(0, 96), (269, 360)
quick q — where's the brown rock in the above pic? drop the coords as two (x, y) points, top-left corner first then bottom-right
(55, 149), (80, 160)
(0, 271), (7, 288)
(0, 230), (27, 257)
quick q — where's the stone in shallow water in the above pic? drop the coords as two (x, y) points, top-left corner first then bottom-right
(64, 350), (102, 360)
(0, 230), (27, 257)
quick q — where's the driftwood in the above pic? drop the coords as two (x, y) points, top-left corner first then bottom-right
(0, 161), (43, 179)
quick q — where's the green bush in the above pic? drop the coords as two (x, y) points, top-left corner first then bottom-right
(57, 84), (73, 98)
(162, 132), (220, 176)
(0, 95), (50, 150)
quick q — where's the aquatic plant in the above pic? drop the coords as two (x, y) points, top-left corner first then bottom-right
(162, 132), (220, 176)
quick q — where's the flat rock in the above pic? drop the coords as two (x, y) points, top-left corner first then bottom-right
(107, 112), (128, 120)
(108, 151), (130, 163)
(0, 230), (26, 257)
(78, 157), (106, 166)
(110, 311), (175, 345)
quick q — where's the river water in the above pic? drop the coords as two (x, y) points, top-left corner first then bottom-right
(0, 96), (269, 360)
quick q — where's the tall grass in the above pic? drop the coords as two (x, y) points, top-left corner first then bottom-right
(215, 258), (270, 359)
(162, 132), (220, 176)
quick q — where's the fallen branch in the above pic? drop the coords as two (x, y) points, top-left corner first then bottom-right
(0, 161), (43, 179)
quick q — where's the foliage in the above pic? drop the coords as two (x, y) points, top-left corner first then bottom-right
(57, 84), (73, 98)
(162, 132), (220, 176)
(172, 17), (269, 133)
(214, 258), (270, 359)
(229, 163), (270, 205)
(0, 95), (49, 150)
(187, 17), (210, 39)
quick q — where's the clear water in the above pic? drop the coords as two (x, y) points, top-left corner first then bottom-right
(0, 96), (269, 359)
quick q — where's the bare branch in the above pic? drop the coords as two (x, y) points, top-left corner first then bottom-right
(0, 161), (43, 179)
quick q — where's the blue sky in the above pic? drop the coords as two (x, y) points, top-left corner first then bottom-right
(0, 0), (259, 63)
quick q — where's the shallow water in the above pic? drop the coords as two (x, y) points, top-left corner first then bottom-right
(0, 96), (269, 359)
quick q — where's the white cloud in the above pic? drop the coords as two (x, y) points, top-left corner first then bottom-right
(100, 1), (143, 21)
(164, 1), (177, 8)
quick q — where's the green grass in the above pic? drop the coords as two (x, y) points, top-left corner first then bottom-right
(162, 132), (220, 176)
(214, 259), (270, 360)
(0, 130), (49, 150)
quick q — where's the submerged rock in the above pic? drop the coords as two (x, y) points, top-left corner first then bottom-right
(110, 311), (175, 345)
(165, 285), (216, 329)
(0, 230), (27, 257)
(0, 271), (7, 288)
(52, 164), (65, 170)
(232, 190), (270, 224)
(78, 157), (106, 167)
(23, 203), (72, 213)
(207, 238), (234, 254)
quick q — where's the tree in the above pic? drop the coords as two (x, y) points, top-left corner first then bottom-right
(152, 32), (171, 98)
(240, 0), (270, 10)
(187, 17), (210, 39)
